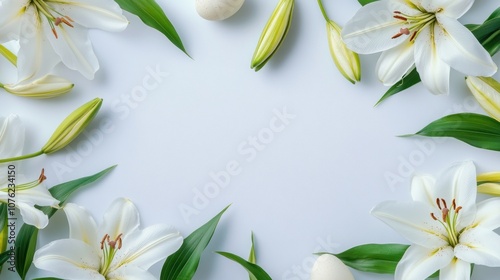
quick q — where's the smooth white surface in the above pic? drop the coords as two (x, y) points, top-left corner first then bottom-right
(0, 0), (499, 279)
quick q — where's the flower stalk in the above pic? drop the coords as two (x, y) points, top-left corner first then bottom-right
(0, 98), (103, 164)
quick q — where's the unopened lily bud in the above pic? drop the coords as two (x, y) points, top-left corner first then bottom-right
(251, 0), (294, 71)
(3, 75), (74, 98)
(326, 20), (361, 84)
(466, 76), (500, 122)
(477, 172), (500, 196)
(41, 98), (103, 154)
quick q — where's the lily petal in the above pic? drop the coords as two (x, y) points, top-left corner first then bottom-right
(372, 201), (448, 248)
(376, 40), (415, 85)
(0, 0), (27, 42)
(43, 20), (99, 80)
(410, 174), (436, 208)
(395, 244), (454, 280)
(341, 0), (417, 54)
(0, 114), (25, 159)
(439, 258), (471, 280)
(100, 198), (140, 240)
(17, 6), (61, 82)
(17, 201), (50, 229)
(64, 203), (99, 247)
(414, 25), (450, 95)
(440, 0), (474, 18)
(50, 0), (128, 32)
(433, 161), (476, 229)
(16, 183), (59, 207)
(436, 15), (497, 77)
(34, 239), (103, 280)
(113, 224), (182, 270)
(107, 266), (156, 280)
(455, 227), (500, 267)
(472, 198), (500, 231)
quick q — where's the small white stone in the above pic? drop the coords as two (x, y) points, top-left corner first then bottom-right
(310, 254), (355, 280)
(195, 0), (245, 21)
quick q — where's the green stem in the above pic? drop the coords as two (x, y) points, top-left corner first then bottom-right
(317, 0), (330, 21)
(0, 151), (44, 164)
(0, 45), (17, 66)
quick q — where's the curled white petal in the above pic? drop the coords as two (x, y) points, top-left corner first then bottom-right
(395, 245), (454, 280)
(64, 203), (99, 247)
(376, 40), (415, 85)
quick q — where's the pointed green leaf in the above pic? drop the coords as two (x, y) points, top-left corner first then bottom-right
(248, 232), (257, 280)
(0, 249), (13, 267)
(15, 226), (37, 279)
(486, 7), (500, 21)
(217, 251), (272, 280)
(328, 243), (409, 274)
(249, 232), (256, 264)
(114, 0), (188, 56)
(14, 166), (115, 279)
(161, 205), (229, 280)
(412, 113), (500, 151)
(375, 69), (420, 106)
(358, 0), (378, 5)
(42, 165), (117, 218)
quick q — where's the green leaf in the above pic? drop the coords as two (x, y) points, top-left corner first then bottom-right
(42, 165), (117, 218)
(15, 226), (38, 279)
(248, 232), (257, 280)
(327, 243), (409, 274)
(114, 0), (188, 56)
(486, 6), (500, 21)
(14, 166), (116, 279)
(161, 205), (230, 280)
(358, 0), (378, 5)
(374, 68), (420, 106)
(32, 278), (65, 280)
(412, 113), (500, 151)
(216, 251), (273, 280)
(0, 249), (13, 267)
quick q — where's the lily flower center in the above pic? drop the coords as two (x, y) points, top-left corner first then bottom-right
(430, 198), (462, 247)
(391, 8), (442, 41)
(100, 233), (123, 275)
(30, 0), (75, 39)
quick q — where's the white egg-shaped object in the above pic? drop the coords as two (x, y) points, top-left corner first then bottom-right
(195, 0), (245, 21)
(310, 254), (355, 280)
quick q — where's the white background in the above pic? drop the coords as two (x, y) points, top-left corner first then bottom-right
(1, 0), (500, 279)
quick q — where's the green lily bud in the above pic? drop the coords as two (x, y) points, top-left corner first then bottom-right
(477, 172), (500, 196)
(251, 0), (294, 71)
(2, 75), (74, 98)
(41, 98), (103, 154)
(466, 76), (500, 122)
(326, 20), (361, 84)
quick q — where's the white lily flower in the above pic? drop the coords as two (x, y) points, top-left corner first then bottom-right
(0, 115), (60, 229)
(372, 161), (500, 279)
(0, 0), (128, 80)
(341, 0), (497, 95)
(34, 198), (183, 280)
